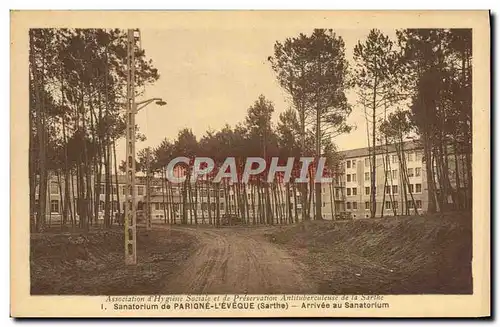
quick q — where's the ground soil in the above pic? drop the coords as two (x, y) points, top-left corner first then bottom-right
(162, 226), (315, 294)
(267, 211), (473, 294)
(30, 226), (198, 295)
(30, 212), (472, 295)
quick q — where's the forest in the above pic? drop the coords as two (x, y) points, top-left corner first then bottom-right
(29, 28), (472, 232)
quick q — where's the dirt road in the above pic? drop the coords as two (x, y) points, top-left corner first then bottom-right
(162, 226), (316, 294)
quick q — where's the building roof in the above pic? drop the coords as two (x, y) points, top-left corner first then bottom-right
(339, 139), (422, 159)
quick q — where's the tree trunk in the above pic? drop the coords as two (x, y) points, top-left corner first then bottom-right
(244, 184), (250, 225)
(293, 182), (299, 223)
(329, 183), (335, 221)
(161, 168), (167, 223)
(29, 32), (48, 231)
(200, 179), (206, 224)
(193, 182), (198, 225)
(207, 181), (212, 225)
(113, 138), (121, 223)
(57, 171), (64, 230)
(215, 183), (221, 227)
(370, 82), (377, 218)
(251, 183), (256, 225)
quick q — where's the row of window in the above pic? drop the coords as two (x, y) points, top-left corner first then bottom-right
(347, 167), (422, 183)
(49, 183), (232, 198)
(346, 200), (423, 210)
(43, 197), (424, 215)
(345, 183), (423, 196)
(45, 199), (224, 214)
(48, 183), (147, 196)
(346, 151), (424, 170)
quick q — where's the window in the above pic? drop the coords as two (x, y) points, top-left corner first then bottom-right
(346, 160), (351, 169)
(347, 188), (351, 196)
(415, 167), (421, 177)
(352, 160), (356, 168)
(50, 200), (59, 213)
(50, 182), (59, 195)
(220, 202), (225, 210)
(137, 186), (144, 196)
(365, 172), (370, 181)
(352, 187), (357, 196)
(352, 174), (357, 182)
(365, 201), (370, 210)
(365, 187), (370, 195)
(385, 201), (391, 209)
(407, 152), (414, 162)
(376, 158), (382, 166)
(100, 184), (106, 195)
(347, 174), (351, 182)
(365, 158), (370, 167)
(385, 186), (391, 194)
(335, 189), (340, 198)
(416, 183), (422, 193)
(392, 170), (398, 180)
(393, 201), (399, 209)
(322, 187), (326, 194)
(122, 186), (126, 195)
(154, 203), (160, 210)
(392, 155), (398, 163)
(352, 202), (358, 210)
(416, 200), (422, 209)
(392, 185), (398, 194)
(416, 151), (423, 161)
(346, 202), (351, 210)
(323, 201), (326, 207)
(407, 201), (414, 209)
(408, 184), (414, 193)
(407, 168), (414, 177)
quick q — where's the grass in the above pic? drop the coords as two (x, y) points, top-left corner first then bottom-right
(30, 226), (198, 295)
(268, 211), (472, 294)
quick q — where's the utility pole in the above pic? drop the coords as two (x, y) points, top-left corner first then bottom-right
(125, 29), (137, 265)
(146, 147), (152, 231)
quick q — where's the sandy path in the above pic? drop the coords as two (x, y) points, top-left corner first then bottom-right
(161, 226), (316, 294)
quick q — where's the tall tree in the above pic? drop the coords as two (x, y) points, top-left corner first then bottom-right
(397, 28), (472, 212)
(245, 95), (277, 224)
(270, 29), (352, 221)
(353, 29), (401, 218)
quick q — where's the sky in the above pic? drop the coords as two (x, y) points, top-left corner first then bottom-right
(117, 27), (398, 163)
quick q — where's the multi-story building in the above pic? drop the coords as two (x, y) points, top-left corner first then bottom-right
(34, 140), (468, 225)
(33, 174), (232, 225)
(320, 141), (428, 220)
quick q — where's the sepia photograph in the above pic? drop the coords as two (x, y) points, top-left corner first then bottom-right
(11, 10), (490, 317)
